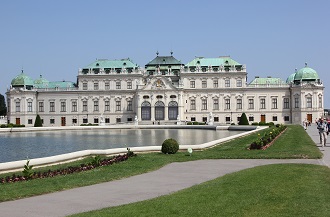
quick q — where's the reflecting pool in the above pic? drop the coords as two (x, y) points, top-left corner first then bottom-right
(0, 129), (242, 163)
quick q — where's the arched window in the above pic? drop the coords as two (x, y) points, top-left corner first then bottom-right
(155, 101), (165, 120)
(141, 101), (151, 120)
(168, 101), (178, 120)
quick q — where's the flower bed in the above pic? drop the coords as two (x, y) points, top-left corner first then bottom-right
(249, 125), (287, 150)
(0, 152), (135, 184)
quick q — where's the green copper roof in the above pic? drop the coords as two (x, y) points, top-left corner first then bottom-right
(146, 56), (183, 66)
(83, 58), (138, 69)
(186, 56), (241, 67)
(11, 71), (34, 86)
(34, 75), (49, 86)
(294, 64), (319, 81)
(249, 77), (286, 85)
(286, 72), (296, 84)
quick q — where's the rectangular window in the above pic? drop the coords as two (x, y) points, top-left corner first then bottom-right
(214, 117), (219, 122)
(202, 80), (207, 88)
(116, 101), (121, 111)
(116, 81), (121, 89)
(94, 101), (99, 111)
(83, 101), (88, 112)
(127, 117), (133, 122)
(202, 99), (207, 110)
(50, 119), (55, 124)
(226, 117), (231, 122)
(61, 102), (66, 112)
(213, 80), (218, 88)
(94, 82), (99, 90)
(249, 116), (254, 121)
(28, 102), (32, 112)
(306, 97), (312, 108)
(190, 99), (196, 110)
(105, 82), (110, 90)
(105, 118), (110, 123)
(213, 99), (219, 110)
(191, 117), (196, 122)
(283, 98), (290, 109)
(94, 118), (98, 124)
(16, 102), (20, 112)
(248, 99), (254, 109)
(127, 100), (133, 111)
(38, 102), (44, 112)
(272, 98), (278, 109)
(72, 101), (77, 112)
(236, 79), (242, 87)
(319, 96), (322, 108)
(294, 97), (299, 108)
(105, 101), (110, 111)
(28, 119), (33, 124)
(83, 82), (88, 90)
(225, 79), (230, 87)
(72, 119), (77, 124)
(127, 81), (132, 89)
(260, 99), (266, 109)
(83, 118), (88, 123)
(225, 99), (230, 110)
(273, 116), (278, 121)
(50, 102), (55, 112)
(116, 118), (121, 123)
(284, 116), (290, 121)
(190, 81), (195, 88)
(237, 99), (242, 109)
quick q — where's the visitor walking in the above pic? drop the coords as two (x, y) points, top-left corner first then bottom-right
(317, 118), (328, 147)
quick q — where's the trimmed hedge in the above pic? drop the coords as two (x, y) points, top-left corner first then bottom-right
(161, 138), (179, 154)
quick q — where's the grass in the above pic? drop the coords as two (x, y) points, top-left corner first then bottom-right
(70, 164), (330, 217)
(0, 125), (322, 202)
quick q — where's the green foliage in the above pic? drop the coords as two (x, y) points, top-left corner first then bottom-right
(0, 94), (6, 116)
(251, 122), (259, 126)
(91, 155), (102, 167)
(34, 114), (43, 127)
(1, 123), (25, 128)
(22, 160), (33, 179)
(161, 138), (179, 154)
(238, 112), (249, 125)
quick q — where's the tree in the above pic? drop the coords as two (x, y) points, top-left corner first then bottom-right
(34, 114), (43, 127)
(238, 112), (249, 125)
(0, 94), (6, 116)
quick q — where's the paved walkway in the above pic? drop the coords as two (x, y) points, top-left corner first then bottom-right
(0, 125), (328, 217)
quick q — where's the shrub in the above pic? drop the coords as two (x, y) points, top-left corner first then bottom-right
(193, 121), (199, 125)
(252, 122), (259, 126)
(22, 160), (34, 179)
(259, 122), (266, 126)
(34, 114), (43, 127)
(238, 112), (249, 125)
(161, 138), (179, 154)
(268, 122), (275, 126)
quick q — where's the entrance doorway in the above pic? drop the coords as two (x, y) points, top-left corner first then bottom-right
(141, 101), (151, 120)
(61, 117), (66, 126)
(307, 114), (312, 123)
(168, 101), (178, 120)
(260, 115), (266, 123)
(155, 101), (165, 120)
(15, 118), (20, 125)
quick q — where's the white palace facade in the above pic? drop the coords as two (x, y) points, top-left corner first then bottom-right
(6, 53), (325, 127)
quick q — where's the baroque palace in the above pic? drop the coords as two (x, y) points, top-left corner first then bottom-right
(6, 53), (324, 127)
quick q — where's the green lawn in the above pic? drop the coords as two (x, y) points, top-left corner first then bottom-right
(0, 125), (322, 202)
(70, 164), (330, 217)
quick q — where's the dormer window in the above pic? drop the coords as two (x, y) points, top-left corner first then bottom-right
(123, 62), (126, 66)
(96, 63), (99, 66)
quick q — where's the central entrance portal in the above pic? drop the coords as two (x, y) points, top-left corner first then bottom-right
(155, 101), (165, 120)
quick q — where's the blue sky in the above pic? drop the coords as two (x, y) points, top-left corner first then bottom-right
(1, 0), (329, 107)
